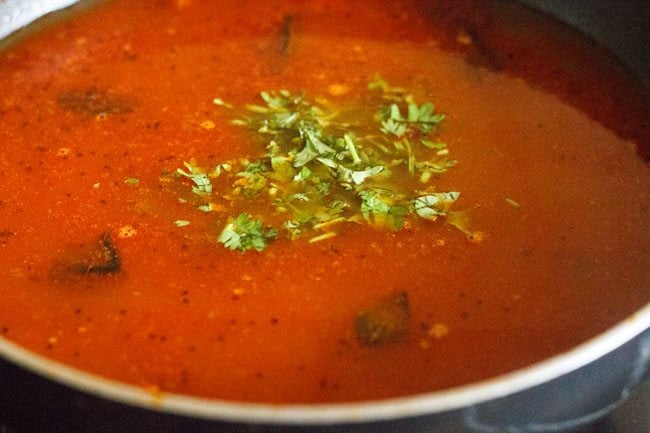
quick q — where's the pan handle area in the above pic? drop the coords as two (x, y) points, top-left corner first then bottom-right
(516, 0), (650, 89)
(463, 330), (650, 433)
(0, 0), (80, 40)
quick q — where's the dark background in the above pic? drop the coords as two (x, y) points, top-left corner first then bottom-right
(0, 368), (647, 433)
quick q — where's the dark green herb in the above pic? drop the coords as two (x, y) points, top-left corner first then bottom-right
(124, 177), (140, 187)
(218, 213), (278, 252)
(175, 76), (476, 251)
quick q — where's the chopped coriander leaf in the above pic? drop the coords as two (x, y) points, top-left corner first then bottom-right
(234, 160), (269, 196)
(359, 189), (391, 217)
(218, 213), (277, 252)
(412, 192), (460, 221)
(367, 73), (407, 96)
(174, 77), (477, 251)
(294, 166), (315, 182)
(288, 192), (310, 202)
(381, 118), (408, 137)
(177, 161), (213, 195)
(294, 127), (336, 167)
(379, 102), (444, 137)
(359, 188), (408, 230)
(337, 165), (384, 187)
(124, 177), (140, 187)
(343, 134), (362, 165)
(212, 97), (233, 109)
(421, 139), (447, 150)
(367, 75), (390, 92)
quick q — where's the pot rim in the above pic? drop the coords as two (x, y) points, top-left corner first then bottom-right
(1, 0), (649, 427)
(1, 302), (648, 425)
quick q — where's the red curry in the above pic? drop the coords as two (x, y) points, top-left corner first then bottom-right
(0, 0), (648, 403)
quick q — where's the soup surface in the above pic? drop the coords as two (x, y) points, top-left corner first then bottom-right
(0, 0), (648, 403)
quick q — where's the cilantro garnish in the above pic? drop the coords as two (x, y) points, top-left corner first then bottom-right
(218, 213), (277, 252)
(175, 76), (477, 252)
(124, 177), (140, 187)
(412, 192), (460, 221)
(177, 161), (214, 195)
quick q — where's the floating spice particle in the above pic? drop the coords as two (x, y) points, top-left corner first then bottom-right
(469, 231), (486, 243)
(200, 119), (215, 130)
(118, 225), (137, 238)
(327, 83), (350, 96)
(456, 30), (473, 46)
(174, 220), (191, 227)
(428, 323), (449, 339)
(57, 147), (71, 157)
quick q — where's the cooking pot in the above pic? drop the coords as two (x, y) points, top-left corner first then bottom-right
(0, 1), (648, 432)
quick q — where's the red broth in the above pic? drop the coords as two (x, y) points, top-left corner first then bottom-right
(0, 0), (648, 403)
